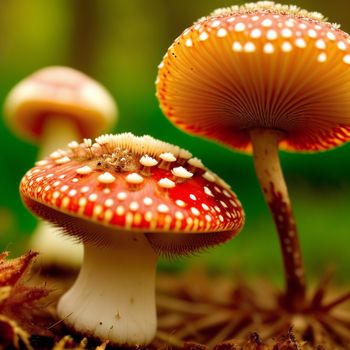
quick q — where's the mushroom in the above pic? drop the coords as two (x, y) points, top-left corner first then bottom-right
(4, 66), (117, 267)
(19, 133), (244, 345)
(156, 2), (350, 310)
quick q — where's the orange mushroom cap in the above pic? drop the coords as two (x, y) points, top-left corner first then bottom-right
(4, 66), (117, 142)
(156, 2), (350, 152)
(20, 133), (244, 255)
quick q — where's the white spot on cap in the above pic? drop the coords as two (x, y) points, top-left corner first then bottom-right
(202, 171), (215, 182)
(35, 160), (49, 166)
(188, 157), (205, 169)
(211, 20), (221, 28)
(76, 166), (93, 175)
(220, 200), (228, 208)
(199, 32), (209, 41)
(266, 29), (278, 40)
(244, 42), (256, 52)
(55, 156), (71, 164)
(89, 193), (98, 202)
(172, 167), (193, 179)
(252, 16), (259, 21)
(68, 141), (79, 149)
(98, 172), (116, 184)
(217, 28), (227, 37)
(315, 39), (326, 49)
(261, 19), (273, 27)
(60, 185), (69, 192)
(232, 41), (243, 52)
(307, 29), (317, 38)
(140, 155), (158, 167)
(105, 199), (114, 207)
(84, 138), (92, 148)
(117, 192), (127, 200)
(281, 42), (293, 52)
(223, 190), (232, 198)
(338, 41), (347, 51)
(205, 214), (212, 222)
(317, 53), (327, 62)
(175, 199), (186, 207)
(281, 28), (293, 38)
(179, 149), (192, 159)
(202, 203), (209, 211)
(81, 186), (89, 193)
(116, 206), (125, 216)
(189, 194), (196, 201)
(129, 201), (139, 211)
(295, 38), (307, 48)
(204, 186), (214, 197)
(326, 31), (336, 40)
(126, 173), (144, 184)
(157, 204), (169, 213)
(50, 151), (64, 159)
(159, 152), (176, 162)
(68, 189), (77, 197)
(264, 42), (275, 54)
(250, 29), (262, 38)
(234, 23), (245, 32)
(344, 55), (350, 64)
(143, 197), (153, 206)
(175, 211), (184, 220)
(185, 38), (193, 47)
(191, 207), (200, 216)
(158, 178), (175, 189)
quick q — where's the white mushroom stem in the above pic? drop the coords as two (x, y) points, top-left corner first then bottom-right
(38, 116), (80, 159)
(250, 128), (306, 311)
(33, 117), (83, 267)
(57, 233), (158, 346)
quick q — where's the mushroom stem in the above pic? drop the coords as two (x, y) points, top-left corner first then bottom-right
(57, 233), (158, 346)
(33, 116), (83, 267)
(39, 116), (80, 159)
(250, 128), (306, 310)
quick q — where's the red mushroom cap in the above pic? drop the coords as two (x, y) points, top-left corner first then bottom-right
(4, 66), (117, 142)
(20, 133), (244, 255)
(156, 2), (350, 152)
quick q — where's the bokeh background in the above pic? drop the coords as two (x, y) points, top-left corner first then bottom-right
(0, 0), (349, 286)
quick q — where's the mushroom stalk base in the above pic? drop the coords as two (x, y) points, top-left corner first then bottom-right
(250, 129), (306, 311)
(33, 116), (83, 267)
(57, 233), (158, 346)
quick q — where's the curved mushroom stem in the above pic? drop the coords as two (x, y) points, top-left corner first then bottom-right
(32, 117), (84, 267)
(250, 128), (306, 311)
(57, 233), (158, 346)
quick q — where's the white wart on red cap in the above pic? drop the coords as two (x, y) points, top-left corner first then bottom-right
(21, 132), (244, 254)
(156, 1), (350, 152)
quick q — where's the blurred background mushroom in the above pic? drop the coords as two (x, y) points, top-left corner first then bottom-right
(0, 0), (350, 288)
(3, 66), (117, 268)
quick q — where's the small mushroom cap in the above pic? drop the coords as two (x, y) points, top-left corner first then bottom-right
(20, 133), (244, 255)
(156, 2), (350, 152)
(4, 66), (117, 142)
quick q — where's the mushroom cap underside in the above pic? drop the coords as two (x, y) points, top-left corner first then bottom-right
(20, 133), (244, 254)
(4, 66), (117, 142)
(156, 4), (350, 152)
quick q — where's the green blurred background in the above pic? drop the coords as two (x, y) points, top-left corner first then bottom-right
(0, 0), (349, 286)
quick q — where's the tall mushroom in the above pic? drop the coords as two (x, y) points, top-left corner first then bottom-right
(19, 133), (244, 345)
(4, 66), (117, 267)
(156, 2), (350, 310)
